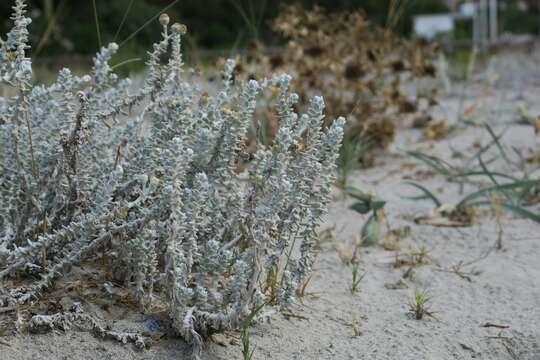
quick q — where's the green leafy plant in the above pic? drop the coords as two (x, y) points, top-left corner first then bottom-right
(346, 186), (386, 246)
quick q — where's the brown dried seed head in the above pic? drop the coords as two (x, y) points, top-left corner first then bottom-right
(171, 23), (187, 35)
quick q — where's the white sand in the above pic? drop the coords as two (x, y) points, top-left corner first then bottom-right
(2, 53), (540, 360)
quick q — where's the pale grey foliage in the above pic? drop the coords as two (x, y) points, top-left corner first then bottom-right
(0, 1), (345, 358)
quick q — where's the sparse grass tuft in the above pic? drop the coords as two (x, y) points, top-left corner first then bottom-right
(296, 273), (314, 298)
(241, 303), (266, 360)
(405, 179), (540, 226)
(405, 121), (540, 227)
(349, 261), (366, 294)
(393, 246), (432, 269)
(408, 289), (437, 320)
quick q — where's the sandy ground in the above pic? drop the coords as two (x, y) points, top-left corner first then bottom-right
(2, 52), (540, 360)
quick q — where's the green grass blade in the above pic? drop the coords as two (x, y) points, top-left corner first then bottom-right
(499, 203), (540, 223)
(243, 301), (266, 328)
(448, 171), (518, 182)
(463, 128), (505, 169)
(406, 150), (453, 176)
(457, 180), (540, 209)
(113, 0), (135, 42)
(241, 301), (266, 360)
(403, 182), (442, 207)
(118, 0), (182, 49)
(483, 123), (510, 163)
(470, 201), (540, 223)
(478, 154), (498, 186)
(92, 0), (102, 49)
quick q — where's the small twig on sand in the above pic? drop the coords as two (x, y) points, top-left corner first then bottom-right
(282, 311), (309, 321)
(459, 342), (476, 353)
(481, 322), (510, 329)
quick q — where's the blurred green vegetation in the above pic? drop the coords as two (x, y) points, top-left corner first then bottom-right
(1, 0), (449, 57)
(0, 0), (538, 75)
(499, 1), (540, 35)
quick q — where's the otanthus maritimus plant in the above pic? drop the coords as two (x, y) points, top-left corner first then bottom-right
(0, 1), (345, 358)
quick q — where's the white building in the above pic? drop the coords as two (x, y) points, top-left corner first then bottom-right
(413, 0), (499, 47)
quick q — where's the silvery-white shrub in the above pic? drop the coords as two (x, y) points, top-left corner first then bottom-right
(0, 1), (345, 357)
